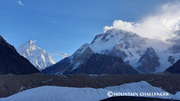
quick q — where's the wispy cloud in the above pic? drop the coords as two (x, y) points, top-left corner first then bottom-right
(49, 52), (70, 58)
(59, 53), (70, 58)
(104, 2), (180, 44)
(33, 40), (36, 43)
(17, 0), (24, 6)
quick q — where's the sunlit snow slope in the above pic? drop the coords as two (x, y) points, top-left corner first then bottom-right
(17, 40), (55, 71)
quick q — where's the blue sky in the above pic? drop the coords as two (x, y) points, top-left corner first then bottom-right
(0, 0), (176, 62)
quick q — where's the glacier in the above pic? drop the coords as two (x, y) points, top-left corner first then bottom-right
(1, 81), (180, 101)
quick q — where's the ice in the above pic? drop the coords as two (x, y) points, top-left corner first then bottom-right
(2, 81), (179, 101)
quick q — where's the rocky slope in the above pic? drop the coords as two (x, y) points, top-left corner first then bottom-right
(136, 47), (160, 74)
(42, 43), (95, 74)
(69, 53), (138, 74)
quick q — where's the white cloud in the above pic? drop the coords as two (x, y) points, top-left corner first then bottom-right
(104, 2), (180, 43)
(49, 52), (70, 58)
(17, 0), (24, 6)
(59, 53), (70, 58)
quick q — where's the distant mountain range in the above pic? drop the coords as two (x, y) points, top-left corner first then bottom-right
(0, 36), (39, 75)
(1, 28), (179, 75)
(42, 28), (180, 75)
(17, 40), (55, 71)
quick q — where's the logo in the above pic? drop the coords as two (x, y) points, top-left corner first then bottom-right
(107, 91), (113, 97)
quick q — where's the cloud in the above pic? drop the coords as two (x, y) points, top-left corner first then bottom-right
(59, 53), (70, 58)
(17, 0), (24, 6)
(104, 2), (180, 44)
(166, 30), (180, 44)
(33, 40), (36, 43)
(49, 52), (70, 58)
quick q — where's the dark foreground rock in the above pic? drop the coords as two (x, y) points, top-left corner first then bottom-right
(101, 96), (178, 101)
(0, 36), (39, 75)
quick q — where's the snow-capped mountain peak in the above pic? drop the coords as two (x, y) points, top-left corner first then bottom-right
(90, 28), (148, 53)
(43, 28), (180, 74)
(70, 43), (94, 71)
(89, 28), (177, 73)
(18, 40), (40, 57)
(17, 40), (55, 71)
(89, 29), (150, 67)
(70, 43), (90, 60)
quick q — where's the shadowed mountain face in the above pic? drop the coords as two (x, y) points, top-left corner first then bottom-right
(0, 36), (39, 75)
(69, 53), (139, 75)
(42, 57), (71, 75)
(42, 53), (139, 75)
(136, 47), (160, 74)
(42, 43), (139, 75)
(165, 59), (180, 74)
(42, 44), (95, 75)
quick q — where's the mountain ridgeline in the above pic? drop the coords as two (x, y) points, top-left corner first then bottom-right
(69, 53), (138, 74)
(42, 28), (180, 75)
(0, 36), (39, 75)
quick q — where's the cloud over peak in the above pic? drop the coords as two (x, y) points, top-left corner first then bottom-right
(104, 2), (180, 44)
(59, 53), (70, 58)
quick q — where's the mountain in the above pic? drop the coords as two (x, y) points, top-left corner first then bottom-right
(165, 59), (180, 74)
(136, 47), (160, 74)
(43, 28), (180, 74)
(167, 44), (180, 54)
(0, 36), (39, 75)
(90, 29), (148, 59)
(42, 43), (94, 74)
(17, 40), (55, 71)
(69, 53), (138, 74)
(161, 44), (180, 73)
(89, 29), (176, 73)
(1, 81), (178, 101)
(42, 43), (138, 75)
